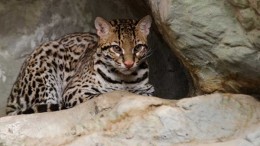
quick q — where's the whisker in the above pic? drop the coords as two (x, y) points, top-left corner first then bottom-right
(139, 48), (154, 62)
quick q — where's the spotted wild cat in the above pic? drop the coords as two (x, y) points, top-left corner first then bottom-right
(6, 15), (154, 115)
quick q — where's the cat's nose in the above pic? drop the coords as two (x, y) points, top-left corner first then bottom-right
(124, 61), (134, 69)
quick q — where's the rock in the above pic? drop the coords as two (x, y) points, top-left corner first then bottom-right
(237, 8), (257, 30)
(0, 91), (259, 146)
(148, 0), (260, 95)
(228, 0), (250, 8)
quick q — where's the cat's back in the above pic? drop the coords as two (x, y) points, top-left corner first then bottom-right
(6, 32), (98, 115)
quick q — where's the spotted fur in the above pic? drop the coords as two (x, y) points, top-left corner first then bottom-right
(6, 16), (154, 115)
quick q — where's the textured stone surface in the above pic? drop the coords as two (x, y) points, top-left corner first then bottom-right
(148, 0), (260, 95)
(0, 91), (259, 146)
(0, 0), (188, 117)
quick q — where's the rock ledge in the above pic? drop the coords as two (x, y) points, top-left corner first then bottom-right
(0, 91), (259, 146)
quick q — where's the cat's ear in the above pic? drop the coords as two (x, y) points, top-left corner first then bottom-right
(136, 15), (152, 36)
(95, 17), (111, 37)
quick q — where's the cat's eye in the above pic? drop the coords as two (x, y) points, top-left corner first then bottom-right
(134, 44), (147, 53)
(111, 45), (122, 54)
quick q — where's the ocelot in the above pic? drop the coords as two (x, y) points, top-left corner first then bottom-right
(6, 15), (154, 115)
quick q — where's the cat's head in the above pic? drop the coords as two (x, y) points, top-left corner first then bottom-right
(95, 15), (152, 75)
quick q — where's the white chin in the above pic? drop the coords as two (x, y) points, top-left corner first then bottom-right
(118, 68), (135, 75)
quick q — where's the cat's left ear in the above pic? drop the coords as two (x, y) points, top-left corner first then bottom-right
(136, 15), (152, 36)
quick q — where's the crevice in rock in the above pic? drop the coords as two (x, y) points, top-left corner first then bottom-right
(124, 0), (192, 99)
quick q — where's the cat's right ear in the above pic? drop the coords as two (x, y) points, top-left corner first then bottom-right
(136, 15), (152, 37)
(95, 17), (111, 38)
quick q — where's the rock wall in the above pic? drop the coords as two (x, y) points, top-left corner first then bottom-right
(0, 0), (188, 117)
(148, 0), (260, 95)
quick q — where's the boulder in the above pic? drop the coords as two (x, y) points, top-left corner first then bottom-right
(0, 91), (259, 146)
(148, 0), (260, 95)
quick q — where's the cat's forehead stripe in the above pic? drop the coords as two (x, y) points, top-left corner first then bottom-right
(109, 19), (138, 46)
(109, 19), (138, 26)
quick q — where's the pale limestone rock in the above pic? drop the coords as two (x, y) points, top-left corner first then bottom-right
(148, 0), (260, 95)
(0, 91), (259, 146)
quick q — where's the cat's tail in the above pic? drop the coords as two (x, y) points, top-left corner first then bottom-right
(6, 104), (66, 116)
